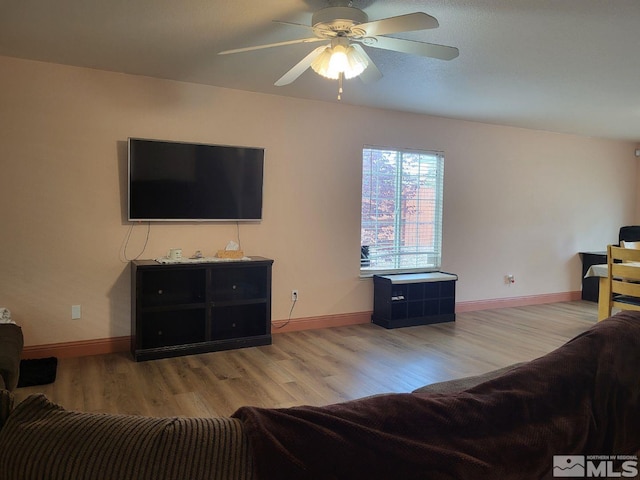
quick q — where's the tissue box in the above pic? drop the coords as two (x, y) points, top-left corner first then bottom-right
(216, 250), (245, 259)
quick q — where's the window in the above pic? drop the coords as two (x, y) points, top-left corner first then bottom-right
(360, 146), (444, 275)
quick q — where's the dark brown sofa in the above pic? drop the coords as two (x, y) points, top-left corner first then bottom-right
(0, 312), (638, 479)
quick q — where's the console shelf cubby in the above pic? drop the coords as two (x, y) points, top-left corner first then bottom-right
(131, 257), (273, 361)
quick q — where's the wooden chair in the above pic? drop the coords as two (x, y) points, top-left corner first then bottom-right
(606, 244), (640, 317)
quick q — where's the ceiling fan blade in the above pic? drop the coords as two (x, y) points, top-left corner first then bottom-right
(358, 12), (439, 37)
(275, 45), (327, 86)
(219, 37), (324, 55)
(366, 36), (459, 61)
(352, 44), (382, 84)
(273, 20), (314, 32)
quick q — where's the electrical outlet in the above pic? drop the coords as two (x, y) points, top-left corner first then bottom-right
(505, 274), (515, 285)
(291, 290), (298, 302)
(71, 305), (81, 320)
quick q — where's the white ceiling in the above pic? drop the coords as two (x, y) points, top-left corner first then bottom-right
(2, 0), (640, 142)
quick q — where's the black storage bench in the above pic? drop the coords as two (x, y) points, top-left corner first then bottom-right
(372, 272), (457, 329)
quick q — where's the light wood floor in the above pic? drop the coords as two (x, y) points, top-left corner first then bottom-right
(13, 300), (598, 418)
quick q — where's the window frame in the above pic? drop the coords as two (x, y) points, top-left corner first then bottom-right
(360, 145), (445, 277)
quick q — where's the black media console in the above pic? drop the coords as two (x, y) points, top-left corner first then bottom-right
(131, 257), (273, 361)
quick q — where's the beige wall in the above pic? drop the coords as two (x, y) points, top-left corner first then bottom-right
(0, 55), (637, 347)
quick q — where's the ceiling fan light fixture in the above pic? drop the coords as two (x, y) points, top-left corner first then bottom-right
(329, 44), (349, 74)
(311, 38), (368, 80)
(311, 46), (337, 79)
(343, 45), (367, 79)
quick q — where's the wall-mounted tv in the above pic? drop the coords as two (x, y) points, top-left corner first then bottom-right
(128, 138), (264, 221)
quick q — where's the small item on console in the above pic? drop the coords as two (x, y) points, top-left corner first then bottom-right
(167, 248), (182, 260)
(217, 240), (244, 259)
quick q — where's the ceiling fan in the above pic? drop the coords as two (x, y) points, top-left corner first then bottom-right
(218, 2), (459, 99)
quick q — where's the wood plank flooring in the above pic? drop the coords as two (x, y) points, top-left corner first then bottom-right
(13, 301), (598, 418)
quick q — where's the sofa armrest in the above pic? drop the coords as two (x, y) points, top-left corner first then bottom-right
(0, 389), (14, 431)
(0, 324), (24, 391)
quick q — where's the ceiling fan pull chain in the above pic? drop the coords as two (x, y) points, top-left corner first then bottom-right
(338, 72), (344, 100)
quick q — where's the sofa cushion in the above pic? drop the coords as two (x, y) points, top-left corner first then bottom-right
(0, 394), (254, 480)
(412, 362), (527, 394)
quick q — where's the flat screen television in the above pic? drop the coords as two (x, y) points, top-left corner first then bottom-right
(128, 138), (264, 221)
